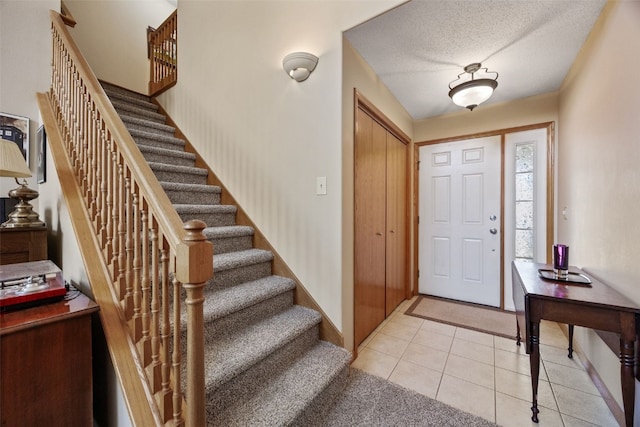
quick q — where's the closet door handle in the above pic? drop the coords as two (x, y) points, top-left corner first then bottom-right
(389, 230), (395, 234)
(376, 232), (383, 236)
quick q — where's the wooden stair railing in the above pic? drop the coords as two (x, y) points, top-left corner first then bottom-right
(148, 10), (177, 96)
(43, 11), (211, 427)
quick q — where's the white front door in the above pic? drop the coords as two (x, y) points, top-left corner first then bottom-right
(418, 136), (501, 307)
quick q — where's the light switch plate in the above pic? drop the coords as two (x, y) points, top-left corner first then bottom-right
(316, 176), (327, 195)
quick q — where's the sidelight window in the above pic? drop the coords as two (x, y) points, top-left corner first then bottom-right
(514, 143), (535, 262)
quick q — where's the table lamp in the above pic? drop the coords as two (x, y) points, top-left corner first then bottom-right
(0, 138), (45, 228)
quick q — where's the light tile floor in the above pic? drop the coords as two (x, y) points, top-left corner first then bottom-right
(352, 296), (620, 427)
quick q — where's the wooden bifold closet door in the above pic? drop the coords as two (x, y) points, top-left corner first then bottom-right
(354, 106), (407, 347)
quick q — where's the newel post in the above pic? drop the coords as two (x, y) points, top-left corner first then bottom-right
(176, 220), (213, 427)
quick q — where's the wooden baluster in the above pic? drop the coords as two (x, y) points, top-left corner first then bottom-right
(149, 219), (161, 392)
(74, 70), (82, 163)
(123, 172), (134, 319)
(98, 130), (108, 245)
(50, 27), (59, 108)
(163, 25), (169, 82)
(115, 159), (126, 299)
(77, 89), (87, 183)
(62, 54), (71, 148)
(67, 68), (78, 167)
(92, 121), (101, 227)
(159, 242), (173, 422)
(109, 142), (119, 280)
(104, 134), (114, 266)
(139, 202), (151, 365)
(131, 190), (142, 341)
(96, 117), (105, 225)
(79, 83), (88, 178)
(88, 115), (99, 219)
(171, 273), (184, 427)
(81, 98), (92, 198)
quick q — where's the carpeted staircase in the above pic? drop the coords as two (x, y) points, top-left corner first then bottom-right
(101, 83), (497, 427)
(102, 82), (352, 426)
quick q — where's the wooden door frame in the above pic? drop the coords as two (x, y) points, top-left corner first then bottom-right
(354, 90), (411, 346)
(413, 122), (555, 309)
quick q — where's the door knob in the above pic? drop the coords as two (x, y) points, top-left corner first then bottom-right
(489, 215), (497, 221)
(489, 228), (497, 235)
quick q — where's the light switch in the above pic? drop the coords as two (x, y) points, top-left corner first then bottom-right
(316, 176), (327, 195)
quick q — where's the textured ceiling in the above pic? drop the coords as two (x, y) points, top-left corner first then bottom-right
(344, 0), (607, 120)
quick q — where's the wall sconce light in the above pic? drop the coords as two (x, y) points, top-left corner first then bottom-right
(282, 52), (318, 82)
(448, 63), (499, 111)
(0, 138), (45, 228)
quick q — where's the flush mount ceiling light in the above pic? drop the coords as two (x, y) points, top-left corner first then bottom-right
(448, 63), (499, 111)
(283, 52), (318, 82)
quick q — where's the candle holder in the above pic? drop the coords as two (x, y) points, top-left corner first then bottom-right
(553, 244), (569, 279)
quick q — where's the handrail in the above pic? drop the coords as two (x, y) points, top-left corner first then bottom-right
(148, 10), (177, 96)
(47, 10), (211, 426)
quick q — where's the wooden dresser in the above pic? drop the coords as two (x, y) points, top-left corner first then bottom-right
(0, 226), (48, 265)
(0, 291), (99, 426)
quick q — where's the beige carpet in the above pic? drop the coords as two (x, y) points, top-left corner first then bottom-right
(405, 295), (517, 340)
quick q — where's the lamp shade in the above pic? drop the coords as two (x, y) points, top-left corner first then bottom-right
(0, 138), (31, 178)
(448, 63), (499, 111)
(449, 79), (498, 111)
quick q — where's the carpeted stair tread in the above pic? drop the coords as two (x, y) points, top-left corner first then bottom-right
(111, 99), (166, 122)
(101, 82), (150, 101)
(204, 305), (322, 388)
(103, 89), (157, 111)
(203, 275), (295, 322)
(212, 248), (273, 272)
(130, 128), (186, 148)
(139, 144), (196, 162)
(209, 341), (351, 426)
(120, 113), (176, 135)
(161, 181), (221, 194)
(162, 183), (222, 206)
(202, 225), (253, 239)
(203, 225), (254, 254)
(174, 204), (236, 215)
(148, 162), (207, 176)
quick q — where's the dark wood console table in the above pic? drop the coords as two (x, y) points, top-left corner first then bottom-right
(0, 292), (99, 426)
(512, 260), (639, 427)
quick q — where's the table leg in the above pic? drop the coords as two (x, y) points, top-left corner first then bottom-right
(529, 321), (540, 423)
(620, 337), (635, 427)
(516, 318), (521, 347)
(567, 324), (574, 359)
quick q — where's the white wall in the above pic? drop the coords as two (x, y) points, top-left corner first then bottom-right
(65, 0), (176, 94)
(157, 0), (404, 339)
(558, 0), (640, 411)
(414, 92), (559, 142)
(0, 0), (58, 209)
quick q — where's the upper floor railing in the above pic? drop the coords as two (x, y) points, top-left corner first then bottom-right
(148, 10), (177, 96)
(46, 10), (210, 426)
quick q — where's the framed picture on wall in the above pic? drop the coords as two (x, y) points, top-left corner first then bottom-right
(37, 125), (46, 183)
(0, 112), (30, 167)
